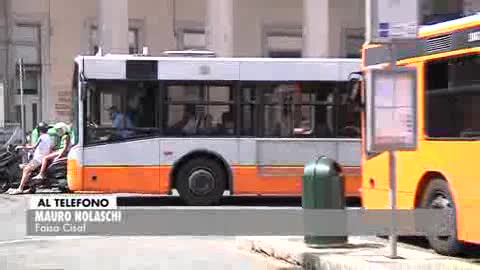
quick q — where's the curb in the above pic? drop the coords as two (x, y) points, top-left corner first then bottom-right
(303, 253), (480, 270)
(237, 237), (480, 270)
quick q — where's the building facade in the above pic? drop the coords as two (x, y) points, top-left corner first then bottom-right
(0, 0), (477, 132)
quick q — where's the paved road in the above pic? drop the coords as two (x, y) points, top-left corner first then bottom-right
(0, 237), (296, 270)
(0, 194), (28, 242)
(0, 191), (302, 270)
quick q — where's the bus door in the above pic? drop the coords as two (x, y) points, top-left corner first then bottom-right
(252, 82), (361, 195)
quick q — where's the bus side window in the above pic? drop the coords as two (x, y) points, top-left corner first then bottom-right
(163, 83), (234, 137)
(260, 82), (341, 138)
(426, 54), (480, 138)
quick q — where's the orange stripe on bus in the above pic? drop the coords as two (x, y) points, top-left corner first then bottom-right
(231, 165), (360, 176)
(232, 166), (301, 195)
(67, 159), (83, 191)
(82, 166), (170, 194)
(71, 165), (361, 197)
(231, 165), (361, 197)
(396, 48), (480, 65)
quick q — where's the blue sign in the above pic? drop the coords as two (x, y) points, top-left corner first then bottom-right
(378, 22), (390, 38)
(379, 22), (390, 30)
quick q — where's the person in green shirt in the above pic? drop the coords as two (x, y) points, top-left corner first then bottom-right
(31, 124), (71, 180)
(30, 128), (39, 145)
(47, 127), (60, 149)
(30, 123), (60, 148)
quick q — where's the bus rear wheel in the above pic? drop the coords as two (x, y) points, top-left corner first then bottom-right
(420, 178), (464, 256)
(176, 158), (226, 206)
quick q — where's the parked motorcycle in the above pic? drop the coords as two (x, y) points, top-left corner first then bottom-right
(0, 144), (23, 193)
(0, 145), (70, 193)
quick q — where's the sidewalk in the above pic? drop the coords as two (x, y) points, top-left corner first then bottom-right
(236, 236), (480, 270)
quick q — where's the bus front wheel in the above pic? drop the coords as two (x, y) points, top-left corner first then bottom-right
(176, 157), (226, 206)
(420, 178), (464, 256)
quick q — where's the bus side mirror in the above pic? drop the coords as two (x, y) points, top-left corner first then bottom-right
(346, 72), (364, 109)
(80, 81), (87, 101)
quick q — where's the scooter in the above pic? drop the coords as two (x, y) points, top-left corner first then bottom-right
(26, 154), (71, 194)
(0, 144), (23, 193)
(0, 145), (70, 193)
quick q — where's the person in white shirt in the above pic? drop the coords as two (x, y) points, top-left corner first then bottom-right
(10, 122), (54, 195)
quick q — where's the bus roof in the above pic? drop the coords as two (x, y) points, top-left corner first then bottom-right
(75, 54), (360, 63)
(419, 12), (480, 38)
(75, 55), (361, 82)
(363, 13), (479, 67)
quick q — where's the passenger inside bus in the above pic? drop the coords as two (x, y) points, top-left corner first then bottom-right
(217, 111), (234, 135)
(170, 105), (200, 135)
(203, 113), (213, 130)
(274, 107), (293, 137)
(126, 84), (156, 128)
(193, 112), (212, 135)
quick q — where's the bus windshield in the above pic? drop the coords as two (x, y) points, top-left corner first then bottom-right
(83, 80), (161, 144)
(71, 63), (79, 145)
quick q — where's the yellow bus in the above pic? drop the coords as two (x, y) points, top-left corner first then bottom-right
(357, 14), (480, 256)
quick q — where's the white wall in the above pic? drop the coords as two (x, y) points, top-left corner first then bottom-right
(7, 0), (366, 123)
(128, 0), (175, 55)
(49, 0), (96, 122)
(328, 0), (365, 58)
(234, 0), (303, 57)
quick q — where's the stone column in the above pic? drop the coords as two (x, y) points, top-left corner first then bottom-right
(97, 0), (129, 54)
(303, 0), (330, 57)
(205, 0), (234, 57)
(0, 0), (7, 126)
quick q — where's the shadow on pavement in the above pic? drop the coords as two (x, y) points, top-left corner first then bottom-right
(117, 196), (302, 207)
(117, 196), (362, 208)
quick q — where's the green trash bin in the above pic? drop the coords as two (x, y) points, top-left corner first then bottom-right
(302, 156), (347, 246)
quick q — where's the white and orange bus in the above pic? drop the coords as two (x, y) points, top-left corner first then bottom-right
(358, 14), (480, 255)
(67, 53), (362, 206)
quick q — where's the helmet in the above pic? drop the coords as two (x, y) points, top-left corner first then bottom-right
(37, 122), (49, 133)
(53, 122), (69, 135)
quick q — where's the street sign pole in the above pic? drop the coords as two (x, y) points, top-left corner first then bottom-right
(366, 0), (419, 259)
(387, 42), (399, 259)
(389, 149), (398, 258)
(18, 58), (25, 145)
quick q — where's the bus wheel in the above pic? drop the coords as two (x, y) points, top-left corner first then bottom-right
(420, 178), (464, 256)
(176, 158), (226, 206)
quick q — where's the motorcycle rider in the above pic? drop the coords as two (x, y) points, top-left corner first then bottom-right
(9, 122), (54, 195)
(21, 123), (56, 165)
(31, 123), (71, 180)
